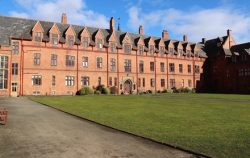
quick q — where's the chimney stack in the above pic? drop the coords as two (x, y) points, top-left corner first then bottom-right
(202, 38), (207, 44)
(139, 25), (144, 35)
(162, 30), (169, 40)
(227, 29), (232, 37)
(110, 17), (115, 32)
(61, 13), (67, 24)
(183, 35), (188, 42)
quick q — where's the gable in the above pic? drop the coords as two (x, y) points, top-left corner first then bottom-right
(122, 32), (132, 44)
(95, 29), (104, 39)
(80, 27), (90, 37)
(49, 23), (60, 34)
(108, 32), (117, 42)
(148, 37), (155, 45)
(137, 36), (145, 46)
(65, 25), (76, 36)
(32, 21), (44, 33)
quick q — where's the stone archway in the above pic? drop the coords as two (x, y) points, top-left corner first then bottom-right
(124, 79), (132, 94)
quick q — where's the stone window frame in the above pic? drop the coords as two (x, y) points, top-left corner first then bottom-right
(32, 75), (42, 86)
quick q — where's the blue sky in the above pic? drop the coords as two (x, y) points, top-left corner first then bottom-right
(1, 0), (250, 43)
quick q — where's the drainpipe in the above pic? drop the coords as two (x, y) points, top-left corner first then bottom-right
(136, 48), (139, 94)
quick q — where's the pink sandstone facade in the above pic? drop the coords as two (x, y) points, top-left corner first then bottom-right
(0, 14), (207, 96)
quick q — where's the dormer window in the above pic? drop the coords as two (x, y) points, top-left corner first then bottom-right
(149, 45), (154, 55)
(138, 45), (144, 55)
(187, 50), (191, 57)
(96, 38), (103, 50)
(34, 32), (42, 42)
(51, 33), (58, 46)
(110, 42), (116, 53)
(67, 35), (74, 48)
(160, 46), (165, 55)
(169, 47), (174, 54)
(82, 37), (89, 48)
(124, 44), (131, 54)
(178, 49), (183, 54)
(195, 51), (199, 57)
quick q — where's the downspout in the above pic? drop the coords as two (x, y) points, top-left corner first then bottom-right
(76, 45), (79, 91)
(107, 47), (109, 87)
(117, 48), (120, 94)
(136, 49), (138, 94)
(154, 54), (157, 92)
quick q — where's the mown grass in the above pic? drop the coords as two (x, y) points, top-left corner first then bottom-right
(31, 93), (250, 158)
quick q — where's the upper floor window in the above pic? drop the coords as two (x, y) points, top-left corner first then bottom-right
(139, 60), (144, 73)
(67, 35), (74, 48)
(82, 57), (88, 67)
(124, 59), (131, 72)
(169, 63), (175, 72)
(110, 43), (116, 53)
(0, 56), (8, 90)
(138, 45), (144, 55)
(32, 75), (42, 86)
(150, 62), (155, 71)
(12, 63), (18, 75)
(51, 54), (57, 66)
(66, 55), (75, 67)
(34, 53), (41, 65)
(160, 46), (165, 55)
(51, 33), (58, 46)
(179, 64), (183, 73)
(96, 38), (103, 50)
(34, 32), (42, 42)
(12, 41), (19, 55)
(149, 45), (154, 55)
(65, 76), (74, 86)
(194, 65), (200, 74)
(110, 58), (116, 71)
(160, 62), (165, 72)
(124, 44), (131, 54)
(82, 37), (89, 48)
(97, 57), (102, 68)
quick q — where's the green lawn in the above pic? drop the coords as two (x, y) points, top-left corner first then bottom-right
(31, 94), (250, 158)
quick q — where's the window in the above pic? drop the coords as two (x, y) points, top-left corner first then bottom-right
(110, 43), (116, 53)
(12, 41), (19, 55)
(67, 35), (74, 48)
(32, 75), (42, 86)
(51, 33), (58, 46)
(150, 78), (155, 87)
(97, 57), (102, 68)
(51, 54), (57, 66)
(82, 57), (88, 67)
(188, 80), (192, 87)
(194, 65), (200, 74)
(138, 78), (141, 87)
(160, 46), (165, 55)
(169, 47), (174, 54)
(139, 60), (144, 73)
(65, 76), (74, 86)
(52, 75), (56, 86)
(114, 77), (118, 86)
(81, 76), (89, 86)
(161, 79), (165, 87)
(34, 32), (42, 42)
(179, 64), (183, 73)
(34, 53), (41, 65)
(142, 78), (145, 87)
(124, 44), (131, 54)
(82, 37), (89, 48)
(150, 62), (155, 72)
(12, 63), (18, 75)
(109, 77), (112, 86)
(124, 59), (131, 72)
(178, 49), (183, 56)
(149, 45), (154, 55)
(188, 65), (192, 73)
(96, 38), (103, 49)
(169, 63), (175, 72)
(12, 82), (17, 92)
(0, 56), (8, 89)
(66, 55), (75, 67)
(160, 62), (165, 72)
(170, 79), (175, 88)
(187, 50), (191, 57)
(98, 77), (101, 85)
(181, 79), (184, 87)
(110, 58), (116, 71)
(138, 45), (144, 55)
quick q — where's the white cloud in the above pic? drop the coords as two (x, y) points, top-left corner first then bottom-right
(128, 6), (250, 43)
(10, 0), (109, 28)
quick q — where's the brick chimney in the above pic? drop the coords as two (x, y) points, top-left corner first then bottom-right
(61, 13), (67, 24)
(227, 29), (232, 37)
(110, 17), (115, 32)
(183, 35), (188, 42)
(139, 25), (144, 35)
(202, 38), (207, 44)
(162, 30), (169, 40)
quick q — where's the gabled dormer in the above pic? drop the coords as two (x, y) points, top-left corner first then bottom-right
(183, 42), (191, 56)
(191, 44), (200, 57)
(122, 32), (132, 54)
(94, 29), (104, 50)
(174, 41), (183, 56)
(32, 21), (44, 42)
(165, 40), (174, 54)
(49, 23), (60, 46)
(155, 38), (165, 55)
(108, 32), (117, 53)
(136, 36), (145, 55)
(65, 25), (76, 48)
(145, 36), (155, 55)
(80, 27), (90, 48)
(223, 30), (236, 49)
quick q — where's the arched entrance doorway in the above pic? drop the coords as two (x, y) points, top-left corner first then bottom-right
(124, 79), (132, 94)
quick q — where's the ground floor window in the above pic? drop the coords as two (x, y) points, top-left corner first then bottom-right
(142, 78), (145, 87)
(32, 75), (42, 86)
(109, 77), (112, 86)
(161, 79), (165, 87)
(0, 56), (8, 89)
(81, 76), (89, 86)
(65, 76), (74, 86)
(138, 78), (141, 87)
(114, 77), (118, 87)
(188, 80), (192, 87)
(170, 79), (175, 88)
(52, 75), (56, 86)
(12, 82), (17, 92)
(150, 78), (155, 87)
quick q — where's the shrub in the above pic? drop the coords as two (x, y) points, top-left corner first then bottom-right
(138, 89), (145, 95)
(77, 87), (94, 95)
(157, 90), (161, 94)
(94, 90), (101, 95)
(162, 89), (168, 93)
(102, 87), (110, 95)
(110, 86), (118, 95)
(147, 90), (152, 94)
(171, 87), (178, 93)
(96, 85), (105, 92)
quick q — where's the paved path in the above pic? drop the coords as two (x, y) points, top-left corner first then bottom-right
(0, 97), (201, 158)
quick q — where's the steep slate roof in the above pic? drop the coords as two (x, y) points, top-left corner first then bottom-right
(0, 15), (206, 58)
(231, 42), (250, 55)
(202, 36), (228, 57)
